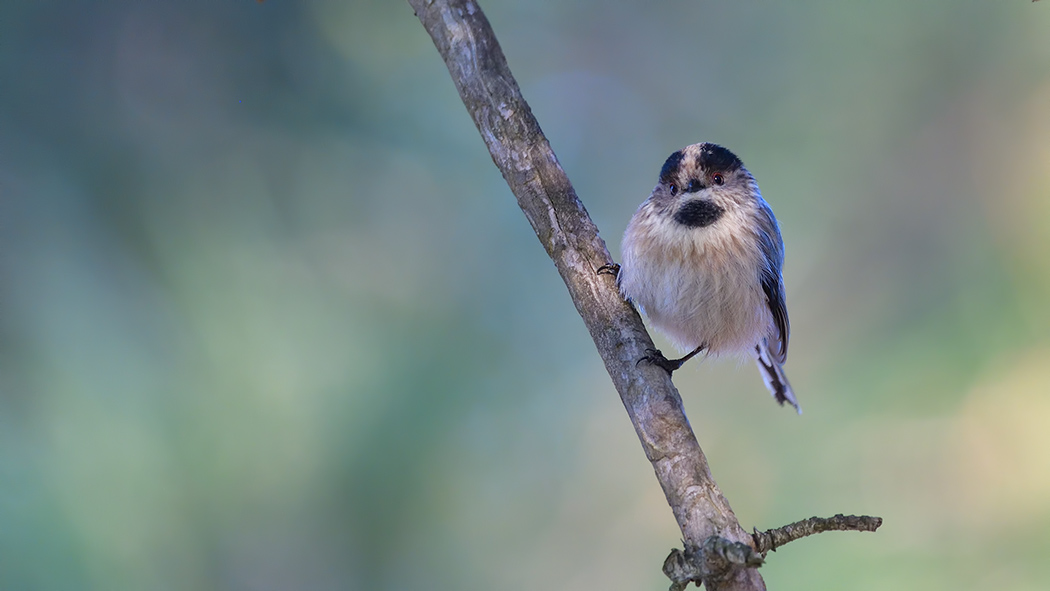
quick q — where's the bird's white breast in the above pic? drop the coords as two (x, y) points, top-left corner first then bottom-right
(619, 203), (772, 357)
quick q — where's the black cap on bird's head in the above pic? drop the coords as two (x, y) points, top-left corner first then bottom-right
(659, 143), (743, 188)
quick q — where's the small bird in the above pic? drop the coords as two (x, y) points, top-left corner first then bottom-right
(616, 142), (800, 413)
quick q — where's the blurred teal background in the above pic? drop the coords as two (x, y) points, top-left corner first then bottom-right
(2, 1), (1049, 589)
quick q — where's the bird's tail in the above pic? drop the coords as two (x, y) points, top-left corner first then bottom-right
(754, 340), (801, 414)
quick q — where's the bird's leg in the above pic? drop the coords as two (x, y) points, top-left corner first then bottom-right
(640, 344), (706, 374)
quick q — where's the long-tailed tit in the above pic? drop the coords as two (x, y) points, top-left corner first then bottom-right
(616, 143), (800, 413)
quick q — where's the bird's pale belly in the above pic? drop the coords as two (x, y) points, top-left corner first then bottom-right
(626, 246), (772, 357)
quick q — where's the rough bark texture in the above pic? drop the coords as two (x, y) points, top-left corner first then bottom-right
(407, 1), (763, 589)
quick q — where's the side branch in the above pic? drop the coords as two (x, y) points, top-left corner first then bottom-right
(751, 514), (883, 554)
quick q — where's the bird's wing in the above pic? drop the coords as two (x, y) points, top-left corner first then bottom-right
(760, 271), (789, 363)
(755, 202), (789, 363)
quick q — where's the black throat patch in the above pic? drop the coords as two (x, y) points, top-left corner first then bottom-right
(674, 199), (725, 228)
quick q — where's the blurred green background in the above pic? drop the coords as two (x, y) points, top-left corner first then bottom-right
(2, 1), (1049, 589)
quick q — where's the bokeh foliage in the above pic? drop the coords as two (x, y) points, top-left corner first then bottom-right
(1, 1), (1049, 589)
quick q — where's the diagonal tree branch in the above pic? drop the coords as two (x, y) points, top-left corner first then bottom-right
(406, 1), (764, 589)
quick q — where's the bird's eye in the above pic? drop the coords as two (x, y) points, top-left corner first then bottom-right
(686, 179), (701, 193)
(669, 183), (678, 195)
(712, 173), (725, 186)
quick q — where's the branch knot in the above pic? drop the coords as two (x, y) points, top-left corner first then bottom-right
(663, 536), (764, 591)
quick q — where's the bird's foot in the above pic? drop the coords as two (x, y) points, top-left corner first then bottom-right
(638, 344), (705, 375)
(596, 263), (620, 277)
(638, 348), (686, 374)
